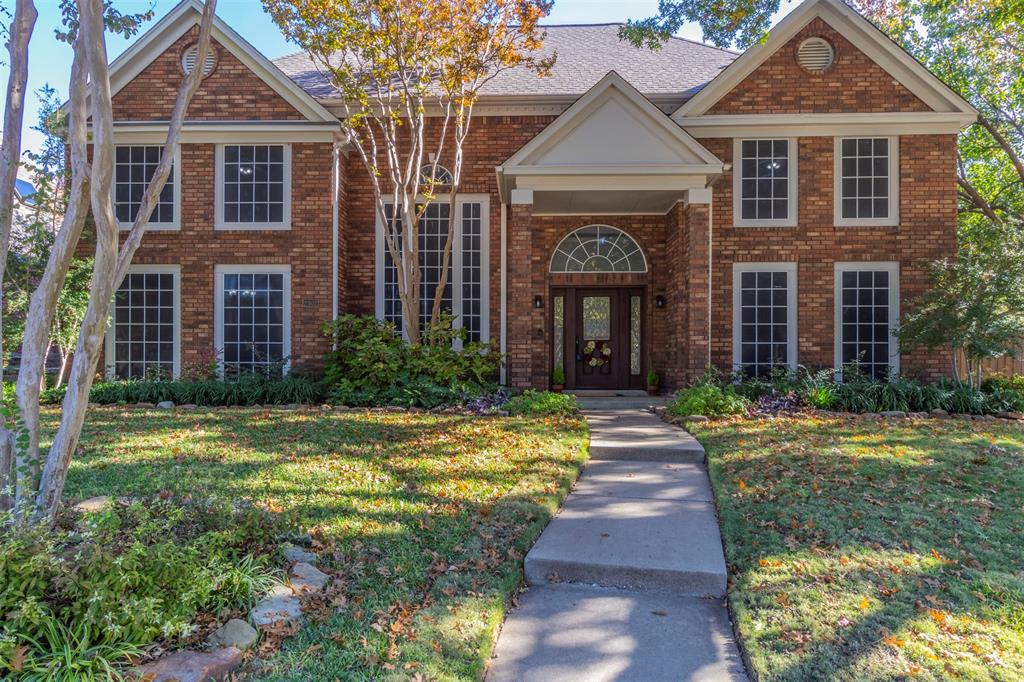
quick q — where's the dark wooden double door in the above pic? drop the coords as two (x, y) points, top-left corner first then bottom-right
(553, 288), (644, 390)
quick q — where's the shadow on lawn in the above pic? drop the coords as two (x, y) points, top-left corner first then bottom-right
(55, 408), (587, 679)
(702, 417), (1024, 680)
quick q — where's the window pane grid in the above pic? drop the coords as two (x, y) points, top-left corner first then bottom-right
(738, 270), (789, 378)
(384, 202), (484, 339)
(740, 139), (789, 221)
(840, 138), (890, 220)
(461, 202), (482, 342)
(114, 146), (174, 224)
(221, 272), (285, 376)
(113, 272), (174, 379)
(222, 144), (285, 224)
(840, 269), (892, 380)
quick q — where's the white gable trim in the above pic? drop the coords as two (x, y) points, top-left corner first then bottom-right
(505, 71), (722, 170)
(106, 0), (336, 124)
(672, 0), (977, 120)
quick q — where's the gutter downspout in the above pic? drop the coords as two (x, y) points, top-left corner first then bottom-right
(331, 140), (340, 324)
(500, 201), (508, 385)
(707, 195), (713, 369)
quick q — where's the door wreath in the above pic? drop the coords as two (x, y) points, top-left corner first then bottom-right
(583, 340), (612, 367)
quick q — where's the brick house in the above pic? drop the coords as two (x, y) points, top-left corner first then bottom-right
(101, 0), (975, 390)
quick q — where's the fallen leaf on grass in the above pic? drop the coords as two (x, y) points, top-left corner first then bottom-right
(858, 596), (870, 611)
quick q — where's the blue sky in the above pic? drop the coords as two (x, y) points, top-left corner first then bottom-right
(4, 0), (795, 157)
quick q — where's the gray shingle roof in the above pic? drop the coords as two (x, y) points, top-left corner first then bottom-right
(272, 24), (737, 101)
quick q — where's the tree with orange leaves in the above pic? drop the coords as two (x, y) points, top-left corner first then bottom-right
(263, 0), (554, 344)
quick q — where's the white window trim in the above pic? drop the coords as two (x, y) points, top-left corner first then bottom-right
(214, 143), (292, 231)
(104, 264), (182, 379)
(834, 136), (900, 227)
(374, 194), (491, 346)
(833, 261), (900, 380)
(732, 138), (799, 228)
(213, 264), (292, 374)
(114, 144), (182, 231)
(732, 262), (798, 374)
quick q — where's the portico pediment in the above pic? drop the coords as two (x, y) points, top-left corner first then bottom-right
(497, 71), (723, 214)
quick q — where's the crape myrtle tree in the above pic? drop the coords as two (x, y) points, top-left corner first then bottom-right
(262, 0), (554, 343)
(0, 0), (218, 521)
(621, 0), (1024, 380)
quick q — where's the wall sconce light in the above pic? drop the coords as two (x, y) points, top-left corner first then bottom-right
(534, 295), (544, 309)
(655, 295), (666, 309)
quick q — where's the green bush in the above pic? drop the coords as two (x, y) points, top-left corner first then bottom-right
(322, 314), (501, 407)
(505, 390), (578, 417)
(667, 384), (750, 418)
(40, 375), (327, 407)
(0, 499), (286, 680)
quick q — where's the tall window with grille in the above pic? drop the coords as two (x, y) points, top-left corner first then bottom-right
(215, 267), (290, 376)
(114, 146), (177, 228)
(734, 139), (796, 227)
(835, 264), (899, 380)
(216, 144), (289, 229)
(108, 269), (178, 379)
(380, 199), (488, 343)
(835, 137), (898, 226)
(732, 264), (797, 378)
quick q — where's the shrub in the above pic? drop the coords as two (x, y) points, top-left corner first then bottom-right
(667, 384), (750, 418)
(552, 365), (565, 386)
(41, 375), (327, 407)
(505, 390), (578, 417)
(322, 314), (501, 407)
(0, 498), (286, 680)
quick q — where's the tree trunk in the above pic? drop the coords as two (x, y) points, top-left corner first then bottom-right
(55, 349), (68, 390)
(0, 0), (38, 512)
(33, 0), (217, 520)
(14, 37), (90, 503)
(39, 341), (51, 391)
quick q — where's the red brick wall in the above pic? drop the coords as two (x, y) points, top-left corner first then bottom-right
(124, 142), (335, 373)
(342, 115), (557, 347)
(708, 18), (931, 115)
(697, 134), (958, 381)
(112, 28), (306, 121)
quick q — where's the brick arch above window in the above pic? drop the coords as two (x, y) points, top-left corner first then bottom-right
(549, 225), (648, 274)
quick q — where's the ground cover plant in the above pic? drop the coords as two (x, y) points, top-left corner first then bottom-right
(0, 497), (286, 680)
(693, 414), (1024, 681)
(48, 405), (587, 680)
(38, 374), (328, 407)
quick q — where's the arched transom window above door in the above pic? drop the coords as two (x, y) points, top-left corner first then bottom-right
(550, 225), (647, 273)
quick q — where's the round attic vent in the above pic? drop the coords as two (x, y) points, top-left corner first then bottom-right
(181, 44), (216, 77)
(797, 37), (835, 72)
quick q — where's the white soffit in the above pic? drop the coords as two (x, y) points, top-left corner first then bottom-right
(504, 71), (723, 171)
(672, 0), (977, 120)
(105, 0), (337, 124)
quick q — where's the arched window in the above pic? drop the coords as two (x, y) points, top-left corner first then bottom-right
(549, 225), (647, 273)
(419, 163), (453, 186)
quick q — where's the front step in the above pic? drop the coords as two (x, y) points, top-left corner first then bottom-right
(488, 584), (748, 682)
(523, 495), (727, 597)
(585, 409), (705, 463)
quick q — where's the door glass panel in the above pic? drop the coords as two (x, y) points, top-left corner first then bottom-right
(630, 295), (641, 376)
(553, 296), (564, 370)
(582, 297), (610, 340)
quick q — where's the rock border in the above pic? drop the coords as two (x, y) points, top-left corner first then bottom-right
(135, 543), (331, 682)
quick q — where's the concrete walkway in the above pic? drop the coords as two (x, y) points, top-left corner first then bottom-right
(488, 402), (747, 682)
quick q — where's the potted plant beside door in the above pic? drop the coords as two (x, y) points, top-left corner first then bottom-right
(646, 369), (660, 396)
(551, 365), (565, 393)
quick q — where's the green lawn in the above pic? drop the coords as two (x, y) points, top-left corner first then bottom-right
(53, 406), (588, 681)
(692, 415), (1024, 681)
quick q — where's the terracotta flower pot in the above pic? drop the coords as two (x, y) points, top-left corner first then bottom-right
(552, 384), (564, 393)
(646, 385), (659, 396)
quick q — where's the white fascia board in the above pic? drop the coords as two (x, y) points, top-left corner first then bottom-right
(502, 163), (724, 176)
(105, 121), (340, 144)
(672, 0), (977, 119)
(104, 0), (337, 124)
(513, 173), (711, 192)
(678, 112), (976, 138)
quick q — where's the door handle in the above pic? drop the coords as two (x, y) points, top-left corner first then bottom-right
(575, 337), (582, 362)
